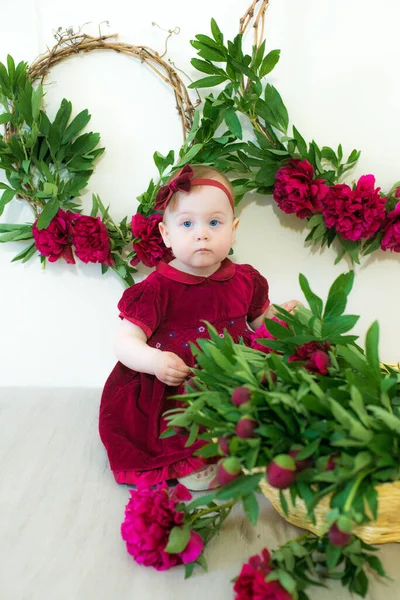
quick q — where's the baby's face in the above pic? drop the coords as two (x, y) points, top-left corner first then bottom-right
(159, 185), (239, 275)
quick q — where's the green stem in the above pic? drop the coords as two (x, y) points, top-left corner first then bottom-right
(344, 469), (374, 513)
(189, 499), (237, 523)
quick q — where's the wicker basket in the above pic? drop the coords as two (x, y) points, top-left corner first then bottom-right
(260, 479), (400, 544)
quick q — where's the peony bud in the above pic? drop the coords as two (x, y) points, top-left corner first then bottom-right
(325, 453), (339, 471)
(186, 377), (200, 392)
(266, 454), (297, 489)
(289, 446), (313, 472)
(260, 371), (277, 388)
(218, 436), (230, 455)
(329, 517), (353, 547)
(173, 425), (189, 436)
(236, 416), (258, 439)
(231, 386), (251, 406)
(216, 457), (242, 485)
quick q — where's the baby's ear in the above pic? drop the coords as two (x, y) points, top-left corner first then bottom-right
(158, 220), (171, 248)
(232, 217), (240, 236)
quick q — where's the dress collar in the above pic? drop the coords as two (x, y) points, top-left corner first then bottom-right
(156, 258), (235, 285)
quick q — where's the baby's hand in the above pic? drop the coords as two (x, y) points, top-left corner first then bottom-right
(280, 299), (303, 314)
(154, 351), (190, 386)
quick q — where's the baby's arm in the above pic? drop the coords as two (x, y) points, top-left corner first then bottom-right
(114, 320), (190, 386)
(248, 300), (300, 331)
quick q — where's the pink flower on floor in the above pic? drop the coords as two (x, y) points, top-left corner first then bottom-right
(273, 159), (329, 219)
(250, 318), (287, 354)
(131, 213), (172, 268)
(289, 341), (331, 375)
(381, 202), (400, 252)
(322, 174), (386, 241)
(32, 209), (76, 264)
(234, 548), (293, 599)
(121, 482), (203, 571)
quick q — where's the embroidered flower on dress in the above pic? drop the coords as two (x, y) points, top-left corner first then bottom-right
(219, 333), (225, 338)
(155, 342), (162, 349)
(182, 342), (190, 349)
(168, 332), (177, 338)
(197, 326), (206, 333)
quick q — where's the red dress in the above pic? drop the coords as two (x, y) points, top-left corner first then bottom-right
(99, 258), (270, 485)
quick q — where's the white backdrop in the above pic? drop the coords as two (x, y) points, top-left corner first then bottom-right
(0, 0), (399, 387)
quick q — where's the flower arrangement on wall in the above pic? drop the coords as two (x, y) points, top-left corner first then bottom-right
(1, 3), (400, 286)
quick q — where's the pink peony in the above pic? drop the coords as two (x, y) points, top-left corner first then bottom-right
(121, 482), (203, 571)
(322, 174), (386, 241)
(381, 202), (400, 252)
(250, 318), (288, 354)
(234, 548), (293, 599)
(70, 214), (114, 264)
(289, 341), (331, 375)
(32, 209), (76, 263)
(273, 159), (329, 219)
(131, 213), (172, 268)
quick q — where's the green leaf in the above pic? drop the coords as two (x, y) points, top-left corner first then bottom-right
(323, 271), (354, 318)
(210, 18), (224, 46)
(326, 543), (342, 570)
(264, 84), (288, 132)
(0, 112), (12, 124)
(164, 526), (191, 554)
(279, 489), (289, 516)
(0, 187), (16, 215)
(367, 405), (400, 435)
(216, 473), (262, 500)
(11, 242), (36, 263)
(259, 49), (281, 78)
(242, 492), (259, 525)
(224, 108), (242, 139)
(188, 75), (227, 88)
(191, 58), (224, 75)
(299, 273), (323, 317)
(365, 486), (378, 520)
(184, 562), (196, 579)
(175, 143), (203, 168)
(365, 321), (381, 381)
(62, 109), (91, 143)
(31, 85), (43, 121)
(36, 198), (60, 230)
(292, 125), (308, 157)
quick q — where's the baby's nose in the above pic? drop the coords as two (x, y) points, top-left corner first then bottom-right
(196, 227), (209, 240)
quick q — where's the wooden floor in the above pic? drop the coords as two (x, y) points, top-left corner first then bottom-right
(0, 388), (399, 600)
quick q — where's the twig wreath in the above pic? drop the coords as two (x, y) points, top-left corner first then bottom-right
(2, 1), (400, 286)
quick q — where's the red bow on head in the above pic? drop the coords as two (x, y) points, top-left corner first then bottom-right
(154, 164), (194, 211)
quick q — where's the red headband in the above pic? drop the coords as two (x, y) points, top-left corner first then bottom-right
(154, 164), (234, 212)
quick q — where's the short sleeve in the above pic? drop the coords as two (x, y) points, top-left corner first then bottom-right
(246, 265), (270, 323)
(117, 280), (163, 338)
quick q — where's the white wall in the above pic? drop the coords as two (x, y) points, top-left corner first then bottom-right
(1, 0), (399, 387)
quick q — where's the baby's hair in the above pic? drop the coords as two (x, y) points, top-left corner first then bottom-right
(164, 165), (234, 214)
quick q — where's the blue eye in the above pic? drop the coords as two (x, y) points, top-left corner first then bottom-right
(209, 219), (219, 227)
(182, 220), (192, 228)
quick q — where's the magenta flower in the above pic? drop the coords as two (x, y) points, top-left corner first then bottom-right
(323, 174), (386, 241)
(32, 209), (76, 264)
(131, 213), (172, 267)
(121, 482), (203, 571)
(234, 548), (293, 599)
(70, 214), (114, 265)
(289, 341), (331, 375)
(273, 159), (329, 219)
(381, 202), (400, 252)
(250, 317), (288, 353)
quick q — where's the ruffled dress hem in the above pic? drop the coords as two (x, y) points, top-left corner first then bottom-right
(113, 456), (213, 486)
